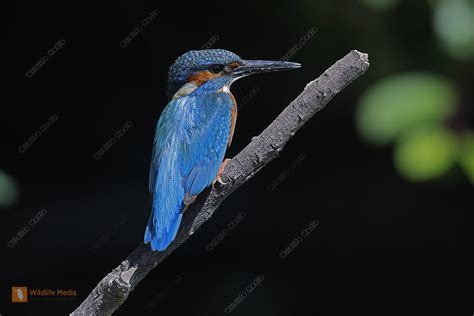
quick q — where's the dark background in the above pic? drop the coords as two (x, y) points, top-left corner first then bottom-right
(2, 0), (473, 315)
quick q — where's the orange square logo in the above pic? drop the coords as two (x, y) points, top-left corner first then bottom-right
(12, 287), (28, 303)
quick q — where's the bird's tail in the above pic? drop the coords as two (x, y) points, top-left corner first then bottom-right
(145, 135), (185, 251)
(144, 204), (183, 251)
(144, 166), (184, 251)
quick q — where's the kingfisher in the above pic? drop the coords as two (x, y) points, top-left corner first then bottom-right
(144, 49), (300, 251)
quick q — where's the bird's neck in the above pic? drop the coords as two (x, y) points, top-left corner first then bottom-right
(171, 76), (233, 99)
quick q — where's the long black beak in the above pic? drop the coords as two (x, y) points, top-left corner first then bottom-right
(232, 60), (301, 78)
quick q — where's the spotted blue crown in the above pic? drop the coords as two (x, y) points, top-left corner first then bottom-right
(167, 49), (242, 98)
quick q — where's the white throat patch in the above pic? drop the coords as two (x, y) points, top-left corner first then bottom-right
(172, 82), (199, 99)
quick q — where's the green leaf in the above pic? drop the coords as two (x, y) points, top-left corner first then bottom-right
(356, 73), (456, 146)
(0, 170), (19, 208)
(394, 126), (457, 182)
(459, 132), (474, 184)
(434, 0), (474, 60)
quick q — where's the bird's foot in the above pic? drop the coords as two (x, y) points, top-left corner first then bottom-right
(213, 159), (230, 186)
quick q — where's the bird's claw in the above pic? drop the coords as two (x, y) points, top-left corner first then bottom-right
(216, 175), (226, 185)
(213, 159), (230, 186)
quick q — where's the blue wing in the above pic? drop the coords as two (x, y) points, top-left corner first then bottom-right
(145, 92), (233, 251)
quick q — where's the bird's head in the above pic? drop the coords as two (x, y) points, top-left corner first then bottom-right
(167, 49), (300, 99)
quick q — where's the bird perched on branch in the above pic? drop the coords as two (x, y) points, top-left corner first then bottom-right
(145, 49), (300, 251)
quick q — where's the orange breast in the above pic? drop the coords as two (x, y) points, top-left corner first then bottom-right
(228, 93), (237, 147)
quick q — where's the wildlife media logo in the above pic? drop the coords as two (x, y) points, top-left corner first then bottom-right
(11, 287), (28, 303)
(11, 286), (77, 302)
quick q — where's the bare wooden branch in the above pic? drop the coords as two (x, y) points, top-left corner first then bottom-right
(71, 50), (369, 316)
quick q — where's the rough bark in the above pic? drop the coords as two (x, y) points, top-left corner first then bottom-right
(71, 50), (370, 315)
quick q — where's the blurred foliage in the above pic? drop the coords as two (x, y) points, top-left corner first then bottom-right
(459, 132), (474, 184)
(394, 126), (457, 181)
(360, 0), (401, 11)
(356, 73), (456, 146)
(433, 0), (474, 60)
(355, 0), (473, 184)
(0, 170), (19, 208)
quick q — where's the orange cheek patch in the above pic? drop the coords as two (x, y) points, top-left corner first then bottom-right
(228, 62), (240, 70)
(188, 70), (219, 85)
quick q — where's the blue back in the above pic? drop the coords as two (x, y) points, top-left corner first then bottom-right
(145, 77), (234, 250)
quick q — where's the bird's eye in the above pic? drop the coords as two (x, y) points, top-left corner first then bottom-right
(208, 64), (225, 73)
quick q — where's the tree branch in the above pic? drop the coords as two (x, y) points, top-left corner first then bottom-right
(71, 50), (369, 316)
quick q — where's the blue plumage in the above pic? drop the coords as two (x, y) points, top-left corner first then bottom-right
(146, 77), (234, 251)
(145, 49), (300, 251)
